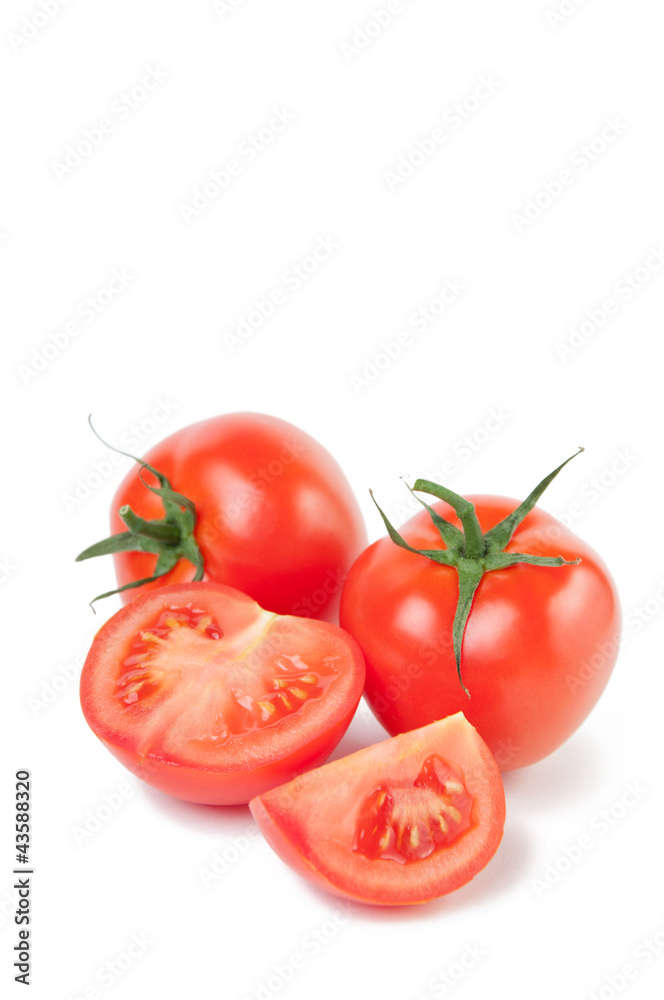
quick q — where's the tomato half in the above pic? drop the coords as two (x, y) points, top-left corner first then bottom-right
(81, 412), (366, 621)
(80, 583), (365, 804)
(250, 713), (505, 905)
(340, 496), (621, 770)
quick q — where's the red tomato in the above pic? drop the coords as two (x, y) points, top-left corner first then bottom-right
(80, 582), (365, 804)
(340, 496), (621, 770)
(250, 713), (505, 905)
(79, 413), (366, 621)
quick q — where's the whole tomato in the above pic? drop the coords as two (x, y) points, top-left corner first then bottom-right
(340, 453), (621, 769)
(78, 412), (366, 621)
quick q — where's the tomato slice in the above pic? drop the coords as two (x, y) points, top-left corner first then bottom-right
(250, 713), (505, 905)
(80, 583), (365, 805)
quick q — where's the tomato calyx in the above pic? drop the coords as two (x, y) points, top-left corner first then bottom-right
(370, 449), (585, 696)
(75, 418), (204, 607)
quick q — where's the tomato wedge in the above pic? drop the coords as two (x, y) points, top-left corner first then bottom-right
(250, 713), (505, 905)
(80, 583), (365, 805)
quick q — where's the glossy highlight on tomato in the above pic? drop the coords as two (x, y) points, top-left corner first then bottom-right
(80, 583), (366, 804)
(250, 713), (505, 906)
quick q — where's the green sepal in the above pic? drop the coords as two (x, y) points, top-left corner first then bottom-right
(76, 531), (162, 562)
(452, 560), (484, 697)
(483, 551), (581, 571)
(402, 480), (464, 553)
(87, 547), (183, 610)
(179, 536), (205, 582)
(134, 469), (198, 534)
(369, 491), (455, 566)
(76, 417), (206, 606)
(117, 507), (181, 545)
(412, 479), (485, 558)
(483, 448), (584, 552)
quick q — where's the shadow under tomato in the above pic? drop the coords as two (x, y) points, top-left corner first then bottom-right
(501, 729), (604, 812)
(140, 784), (252, 831)
(326, 709), (389, 763)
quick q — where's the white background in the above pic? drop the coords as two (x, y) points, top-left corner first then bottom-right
(2, 1), (663, 998)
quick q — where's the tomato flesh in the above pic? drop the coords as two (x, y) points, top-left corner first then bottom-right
(354, 755), (475, 863)
(80, 583), (366, 804)
(114, 603), (336, 744)
(250, 713), (505, 906)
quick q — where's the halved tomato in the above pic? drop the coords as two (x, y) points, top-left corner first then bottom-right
(250, 713), (505, 905)
(80, 582), (365, 805)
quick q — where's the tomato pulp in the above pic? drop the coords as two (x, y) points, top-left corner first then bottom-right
(250, 713), (505, 905)
(80, 583), (366, 804)
(340, 497), (621, 770)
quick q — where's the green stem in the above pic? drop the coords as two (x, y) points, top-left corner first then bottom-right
(119, 506), (182, 545)
(457, 501), (485, 559)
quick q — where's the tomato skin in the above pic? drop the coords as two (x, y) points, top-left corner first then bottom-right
(250, 713), (505, 906)
(340, 497), (621, 770)
(80, 583), (366, 805)
(95, 714), (357, 806)
(111, 413), (367, 621)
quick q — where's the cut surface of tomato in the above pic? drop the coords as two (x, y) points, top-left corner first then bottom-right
(250, 713), (505, 905)
(80, 583), (365, 804)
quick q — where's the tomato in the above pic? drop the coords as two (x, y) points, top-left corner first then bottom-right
(340, 475), (621, 770)
(77, 412), (366, 621)
(80, 582), (365, 805)
(250, 713), (505, 905)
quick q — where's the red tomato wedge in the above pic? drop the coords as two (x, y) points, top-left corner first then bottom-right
(80, 583), (365, 805)
(250, 713), (505, 905)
